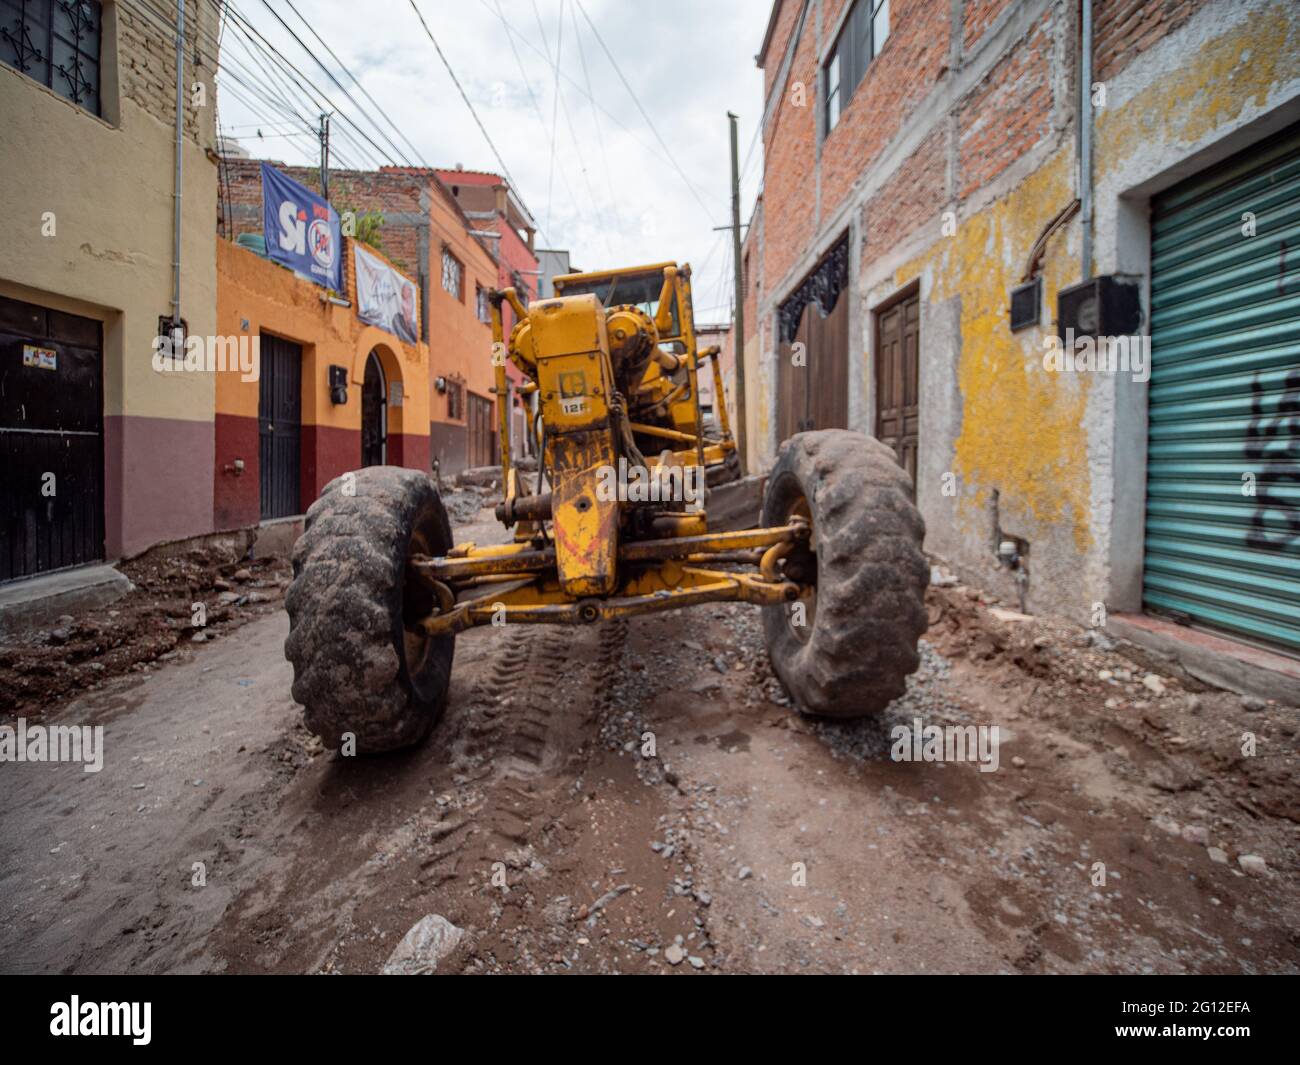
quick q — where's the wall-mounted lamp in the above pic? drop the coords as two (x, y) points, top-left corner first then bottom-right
(329, 364), (349, 405)
(435, 375), (447, 394)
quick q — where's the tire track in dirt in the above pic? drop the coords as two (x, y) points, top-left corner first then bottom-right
(206, 613), (654, 973)
(469, 618), (629, 779)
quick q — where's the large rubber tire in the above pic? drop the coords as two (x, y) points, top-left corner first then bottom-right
(284, 467), (455, 753)
(761, 429), (928, 718)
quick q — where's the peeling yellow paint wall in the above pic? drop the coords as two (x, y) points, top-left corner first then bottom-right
(895, 147), (1092, 554)
(1095, 1), (1300, 182)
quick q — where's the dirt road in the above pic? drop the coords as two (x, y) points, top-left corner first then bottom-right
(1, 509), (1297, 974)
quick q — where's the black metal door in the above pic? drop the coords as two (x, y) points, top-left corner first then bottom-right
(0, 296), (104, 582)
(258, 333), (301, 519)
(361, 352), (387, 467)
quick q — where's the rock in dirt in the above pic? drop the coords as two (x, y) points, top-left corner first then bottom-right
(381, 914), (466, 975)
(1238, 854), (1268, 877)
(664, 944), (685, 966)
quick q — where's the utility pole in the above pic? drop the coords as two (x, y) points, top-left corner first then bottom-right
(319, 113), (331, 200)
(726, 111), (748, 474)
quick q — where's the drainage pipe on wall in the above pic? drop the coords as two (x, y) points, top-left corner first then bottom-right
(1079, 0), (1094, 279)
(171, 0), (185, 331)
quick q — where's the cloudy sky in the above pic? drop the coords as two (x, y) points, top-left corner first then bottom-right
(215, 0), (766, 325)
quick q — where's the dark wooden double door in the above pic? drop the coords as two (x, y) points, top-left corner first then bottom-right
(777, 293), (850, 440)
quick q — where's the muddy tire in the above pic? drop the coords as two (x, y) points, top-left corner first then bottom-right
(761, 429), (928, 718)
(285, 467), (455, 753)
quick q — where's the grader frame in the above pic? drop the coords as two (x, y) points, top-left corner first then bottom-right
(407, 261), (811, 638)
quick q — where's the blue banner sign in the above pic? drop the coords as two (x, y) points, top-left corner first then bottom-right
(260, 162), (342, 292)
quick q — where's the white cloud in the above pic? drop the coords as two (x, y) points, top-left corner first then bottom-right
(218, 0), (765, 324)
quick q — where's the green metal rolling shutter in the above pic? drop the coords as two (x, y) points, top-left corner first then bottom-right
(1144, 123), (1300, 654)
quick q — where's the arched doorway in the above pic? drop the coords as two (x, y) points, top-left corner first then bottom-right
(361, 351), (387, 466)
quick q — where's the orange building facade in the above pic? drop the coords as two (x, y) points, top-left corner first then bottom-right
(213, 237), (431, 532)
(223, 160), (499, 479)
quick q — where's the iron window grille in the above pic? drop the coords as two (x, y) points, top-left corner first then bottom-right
(1, 0), (102, 116)
(441, 248), (464, 301)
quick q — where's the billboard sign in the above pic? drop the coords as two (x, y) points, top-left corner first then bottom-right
(260, 162), (342, 292)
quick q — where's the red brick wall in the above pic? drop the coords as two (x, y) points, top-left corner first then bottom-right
(956, 12), (1053, 199)
(963, 0), (1017, 51)
(761, 0), (952, 290)
(222, 159), (425, 280)
(761, 0), (805, 101)
(862, 127), (947, 263)
(760, 3), (820, 293)
(819, 0), (952, 228)
(1094, 0), (1205, 82)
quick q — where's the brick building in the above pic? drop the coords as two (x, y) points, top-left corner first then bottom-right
(222, 160), (500, 474)
(744, 0), (1300, 684)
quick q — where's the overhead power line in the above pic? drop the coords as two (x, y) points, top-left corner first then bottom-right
(259, 0), (417, 168)
(224, 1), (399, 167)
(473, 0), (723, 223)
(283, 0), (430, 167)
(572, 0), (718, 222)
(406, 0), (551, 247)
(569, 0), (626, 259)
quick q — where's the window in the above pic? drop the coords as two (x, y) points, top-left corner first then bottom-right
(1, 0), (102, 116)
(826, 52), (841, 131)
(872, 0), (890, 58)
(446, 380), (464, 420)
(823, 0), (889, 133)
(476, 284), (490, 324)
(441, 248), (463, 300)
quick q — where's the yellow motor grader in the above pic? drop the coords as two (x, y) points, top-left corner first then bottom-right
(285, 261), (927, 752)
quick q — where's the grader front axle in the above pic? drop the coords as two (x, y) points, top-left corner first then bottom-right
(408, 520), (809, 637)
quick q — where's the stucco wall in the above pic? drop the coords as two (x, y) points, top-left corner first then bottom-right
(751, 0), (1300, 625)
(0, 0), (219, 559)
(214, 239), (432, 530)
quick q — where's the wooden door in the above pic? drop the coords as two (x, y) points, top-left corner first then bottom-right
(875, 291), (919, 486)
